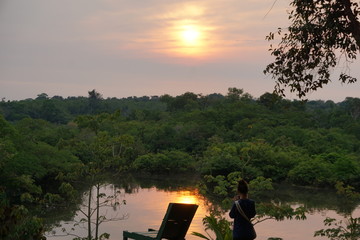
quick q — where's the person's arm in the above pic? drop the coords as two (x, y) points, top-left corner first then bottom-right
(229, 202), (237, 218)
(249, 202), (256, 219)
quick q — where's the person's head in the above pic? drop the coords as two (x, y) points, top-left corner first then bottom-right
(237, 179), (249, 195)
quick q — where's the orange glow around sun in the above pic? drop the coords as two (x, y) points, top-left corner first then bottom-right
(142, 4), (224, 60)
(153, 4), (217, 58)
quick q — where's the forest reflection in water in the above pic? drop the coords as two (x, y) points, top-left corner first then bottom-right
(46, 175), (360, 240)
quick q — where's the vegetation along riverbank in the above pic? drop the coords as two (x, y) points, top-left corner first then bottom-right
(1, 88), (359, 239)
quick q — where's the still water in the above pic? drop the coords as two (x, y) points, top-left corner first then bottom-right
(46, 177), (360, 240)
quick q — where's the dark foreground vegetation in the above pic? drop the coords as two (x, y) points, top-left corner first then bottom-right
(1, 88), (360, 239)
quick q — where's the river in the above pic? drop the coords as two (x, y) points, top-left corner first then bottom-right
(45, 175), (360, 240)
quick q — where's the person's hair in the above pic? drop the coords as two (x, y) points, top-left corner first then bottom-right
(237, 179), (249, 194)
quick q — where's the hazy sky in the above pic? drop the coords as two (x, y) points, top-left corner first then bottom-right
(1, 0), (359, 102)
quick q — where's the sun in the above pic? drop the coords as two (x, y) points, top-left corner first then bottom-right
(164, 19), (214, 57)
(180, 25), (201, 46)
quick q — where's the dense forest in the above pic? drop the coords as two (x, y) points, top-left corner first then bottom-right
(1, 88), (360, 239)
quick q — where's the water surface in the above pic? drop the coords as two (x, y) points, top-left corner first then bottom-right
(46, 183), (360, 240)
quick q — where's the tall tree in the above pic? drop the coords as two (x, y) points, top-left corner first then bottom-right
(88, 90), (103, 114)
(264, 0), (360, 98)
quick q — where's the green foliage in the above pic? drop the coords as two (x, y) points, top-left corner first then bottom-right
(192, 212), (232, 240)
(226, 87), (244, 102)
(289, 153), (360, 187)
(264, 0), (360, 98)
(254, 202), (307, 224)
(200, 143), (247, 176)
(288, 156), (333, 186)
(194, 174), (306, 240)
(0, 115), (16, 137)
(335, 182), (360, 200)
(248, 176), (274, 198)
(133, 150), (194, 173)
(201, 173), (273, 207)
(199, 140), (302, 181)
(164, 92), (200, 112)
(199, 171), (307, 230)
(1, 90), (360, 239)
(314, 216), (360, 240)
(0, 191), (45, 240)
(58, 182), (78, 201)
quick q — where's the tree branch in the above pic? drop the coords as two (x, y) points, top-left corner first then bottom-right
(341, 0), (360, 49)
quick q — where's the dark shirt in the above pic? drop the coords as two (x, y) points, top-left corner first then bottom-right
(229, 199), (256, 240)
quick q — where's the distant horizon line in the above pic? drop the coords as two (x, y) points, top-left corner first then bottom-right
(1, 89), (356, 103)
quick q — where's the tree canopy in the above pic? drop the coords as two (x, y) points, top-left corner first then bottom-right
(1, 89), (360, 239)
(265, 0), (360, 98)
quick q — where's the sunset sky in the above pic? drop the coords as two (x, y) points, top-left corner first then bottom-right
(1, 0), (359, 102)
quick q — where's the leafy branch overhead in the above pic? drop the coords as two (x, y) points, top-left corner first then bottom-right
(264, 0), (360, 98)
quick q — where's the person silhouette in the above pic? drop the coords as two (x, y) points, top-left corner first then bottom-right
(229, 179), (256, 240)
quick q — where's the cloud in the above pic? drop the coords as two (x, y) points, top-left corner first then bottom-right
(1, 0), (357, 102)
(73, 0), (289, 61)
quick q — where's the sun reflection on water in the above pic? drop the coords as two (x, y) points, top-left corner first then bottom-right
(174, 191), (200, 204)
